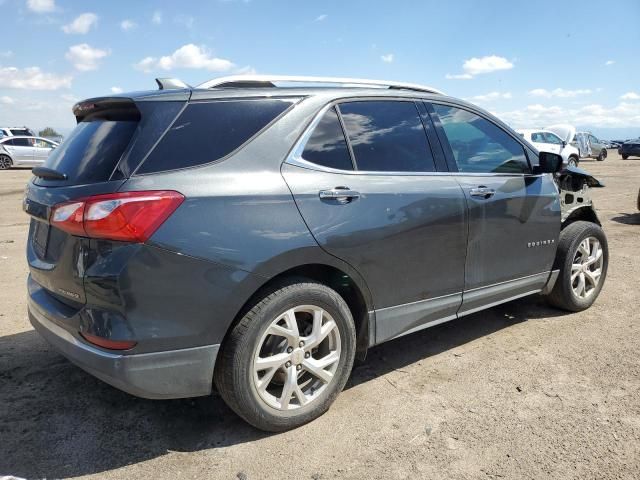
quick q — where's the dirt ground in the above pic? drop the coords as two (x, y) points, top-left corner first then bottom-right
(0, 152), (639, 480)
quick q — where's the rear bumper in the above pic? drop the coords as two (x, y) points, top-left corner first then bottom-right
(29, 301), (219, 399)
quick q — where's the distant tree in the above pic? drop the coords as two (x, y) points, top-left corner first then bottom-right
(39, 127), (61, 137)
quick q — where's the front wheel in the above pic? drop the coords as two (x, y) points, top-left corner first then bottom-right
(597, 150), (606, 161)
(622, 154), (629, 160)
(567, 156), (579, 167)
(545, 221), (608, 312)
(0, 155), (12, 170)
(214, 280), (356, 431)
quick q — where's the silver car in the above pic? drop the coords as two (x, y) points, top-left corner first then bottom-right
(0, 136), (58, 169)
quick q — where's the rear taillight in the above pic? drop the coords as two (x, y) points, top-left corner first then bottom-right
(80, 332), (137, 350)
(50, 190), (184, 242)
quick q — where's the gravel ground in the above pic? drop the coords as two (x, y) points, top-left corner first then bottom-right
(0, 152), (639, 480)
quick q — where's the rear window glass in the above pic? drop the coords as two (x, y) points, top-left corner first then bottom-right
(136, 99), (295, 174)
(301, 107), (353, 170)
(39, 120), (137, 184)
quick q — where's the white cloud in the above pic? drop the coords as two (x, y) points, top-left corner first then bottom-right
(62, 13), (98, 34)
(65, 44), (110, 71)
(496, 102), (640, 129)
(27, 0), (55, 13)
(0, 66), (71, 90)
(0, 96), (15, 105)
(120, 19), (137, 31)
(605, 60), (615, 66)
(134, 44), (234, 73)
(315, 14), (328, 21)
(445, 73), (473, 80)
(469, 91), (513, 102)
(151, 10), (162, 25)
(447, 55), (513, 79)
(380, 53), (394, 63)
(110, 86), (123, 94)
(620, 92), (640, 100)
(529, 88), (592, 98)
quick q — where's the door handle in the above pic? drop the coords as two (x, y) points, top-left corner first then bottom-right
(319, 187), (360, 203)
(469, 186), (496, 199)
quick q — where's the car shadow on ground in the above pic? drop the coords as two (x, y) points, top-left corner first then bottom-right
(610, 212), (640, 225)
(0, 296), (568, 478)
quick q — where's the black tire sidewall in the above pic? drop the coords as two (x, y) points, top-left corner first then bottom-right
(552, 222), (608, 311)
(216, 282), (356, 431)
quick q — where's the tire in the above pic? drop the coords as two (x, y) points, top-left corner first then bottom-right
(622, 154), (629, 160)
(597, 150), (606, 161)
(545, 221), (608, 312)
(214, 279), (356, 432)
(0, 154), (12, 170)
(567, 156), (578, 167)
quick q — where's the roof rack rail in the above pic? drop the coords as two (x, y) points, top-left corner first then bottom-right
(196, 75), (444, 95)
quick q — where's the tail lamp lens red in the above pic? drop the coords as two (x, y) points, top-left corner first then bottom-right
(50, 190), (184, 242)
(80, 332), (137, 350)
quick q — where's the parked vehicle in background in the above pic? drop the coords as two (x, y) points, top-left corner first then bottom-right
(24, 75), (609, 431)
(0, 126), (35, 138)
(619, 139), (640, 159)
(546, 125), (607, 161)
(0, 136), (58, 169)
(516, 129), (580, 167)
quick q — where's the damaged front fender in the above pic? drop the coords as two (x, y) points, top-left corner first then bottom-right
(556, 166), (604, 224)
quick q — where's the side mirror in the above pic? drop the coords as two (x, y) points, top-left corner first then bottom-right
(534, 152), (563, 174)
(561, 140), (567, 147)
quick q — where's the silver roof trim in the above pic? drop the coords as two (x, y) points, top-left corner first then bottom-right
(196, 75), (444, 95)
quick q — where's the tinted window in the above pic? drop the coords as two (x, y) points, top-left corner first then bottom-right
(531, 132), (546, 143)
(301, 107), (353, 170)
(433, 104), (529, 174)
(40, 120), (137, 184)
(12, 138), (31, 147)
(138, 99), (294, 174)
(10, 129), (31, 136)
(339, 101), (436, 172)
(543, 132), (562, 144)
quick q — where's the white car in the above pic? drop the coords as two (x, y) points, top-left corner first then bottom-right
(516, 128), (580, 167)
(0, 136), (58, 169)
(0, 126), (35, 137)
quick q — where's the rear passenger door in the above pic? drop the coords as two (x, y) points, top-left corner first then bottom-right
(282, 99), (468, 343)
(427, 102), (560, 315)
(3, 138), (34, 164)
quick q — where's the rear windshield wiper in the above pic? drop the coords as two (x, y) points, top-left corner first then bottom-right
(32, 166), (68, 181)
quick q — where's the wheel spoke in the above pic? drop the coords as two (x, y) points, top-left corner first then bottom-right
(585, 268), (602, 287)
(302, 352), (339, 384)
(578, 240), (590, 258)
(279, 366), (298, 409)
(571, 263), (582, 280)
(255, 352), (289, 371)
(576, 272), (586, 297)
(293, 384), (309, 406)
(304, 314), (337, 350)
(256, 366), (279, 393)
(266, 323), (298, 344)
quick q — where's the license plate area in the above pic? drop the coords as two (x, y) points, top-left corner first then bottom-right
(33, 220), (50, 258)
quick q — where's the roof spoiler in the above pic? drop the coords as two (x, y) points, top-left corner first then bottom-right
(155, 78), (191, 90)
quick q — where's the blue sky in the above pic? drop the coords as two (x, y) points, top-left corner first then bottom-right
(1, 0), (639, 138)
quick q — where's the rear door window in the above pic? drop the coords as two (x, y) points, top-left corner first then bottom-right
(136, 98), (295, 175)
(338, 100), (436, 172)
(301, 107), (353, 170)
(432, 104), (530, 174)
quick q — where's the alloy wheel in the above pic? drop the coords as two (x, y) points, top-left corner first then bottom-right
(571, 237), (604, 299)
(0, 155), (11, 170)
(253, 305), (341, 410)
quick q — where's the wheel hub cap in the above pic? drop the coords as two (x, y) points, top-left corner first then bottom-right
(571, 236), (604, 299)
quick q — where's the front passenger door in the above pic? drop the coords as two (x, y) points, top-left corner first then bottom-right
(428, 103), (560, 315)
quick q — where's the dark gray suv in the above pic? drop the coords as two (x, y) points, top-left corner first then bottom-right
(24, 75), (608, 431)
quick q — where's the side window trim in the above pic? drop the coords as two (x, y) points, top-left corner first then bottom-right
(417, 101), (450, 172)
(333, 105), (358, 170)
(426, 101), (533, 175)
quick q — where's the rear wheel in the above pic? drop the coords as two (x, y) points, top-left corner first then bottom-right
(545, 221), (608, 312)
(622, 154), (629, 160)
(0, 155), (12, 170)
(214, 280), (356, 431)
(597, 149), (606, 161)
